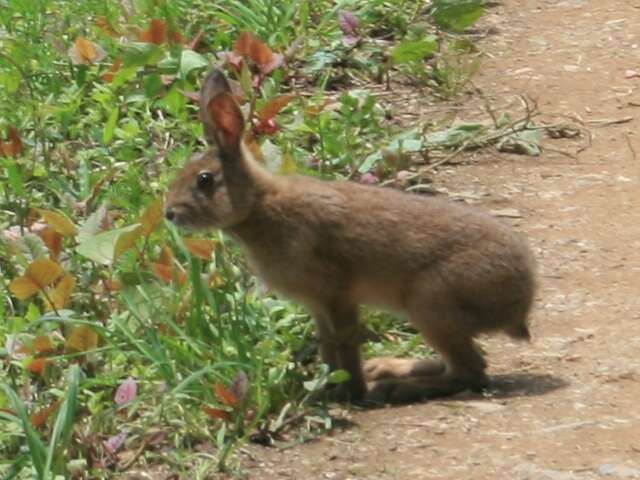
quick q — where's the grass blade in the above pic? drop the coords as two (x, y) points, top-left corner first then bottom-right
(0, 383), (47, 479)
(43, 365), (81, 477)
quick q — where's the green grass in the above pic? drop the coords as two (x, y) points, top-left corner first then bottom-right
(0, 0), (486, 477)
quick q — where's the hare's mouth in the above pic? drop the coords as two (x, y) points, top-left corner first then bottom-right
(166, 213), (213, 233)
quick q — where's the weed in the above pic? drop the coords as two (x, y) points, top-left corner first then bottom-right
(0, 0), (491, 476)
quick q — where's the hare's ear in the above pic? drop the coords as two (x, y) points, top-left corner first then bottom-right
(199, 69), (244, 151)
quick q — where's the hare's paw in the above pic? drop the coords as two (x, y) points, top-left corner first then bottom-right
(365, 372), (486, 405)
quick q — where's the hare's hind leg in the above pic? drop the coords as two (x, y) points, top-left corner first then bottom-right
(365, 308), (489, 404)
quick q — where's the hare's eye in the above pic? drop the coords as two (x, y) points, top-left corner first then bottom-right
(196, 172), (215, 192)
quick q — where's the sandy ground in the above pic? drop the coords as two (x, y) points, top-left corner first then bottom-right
(237, 1), (640, 478)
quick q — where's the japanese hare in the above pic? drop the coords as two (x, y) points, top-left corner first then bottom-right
(165, 69), (536, 404)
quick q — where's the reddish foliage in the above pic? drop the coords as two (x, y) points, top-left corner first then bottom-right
(0, 126), (23, 157)
(215, 383), (239, 407)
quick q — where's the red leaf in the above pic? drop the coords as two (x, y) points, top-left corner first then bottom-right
(257, 94), (296, 122)
(102, 58), (123, 83)
(234, 32), (277, 71)
(38, 226), (63, 260)
(151, 262), (187, 285)
(140, 19), (167, 45)
(30, 400), (61, 429)
(27, 358), (49, 375)
(184, 238), (216, 260)
(202, 406), (232, 422)
(170, 30), (184, 44)
(0, 126), (23, 157)
(215, 383), (239, 407)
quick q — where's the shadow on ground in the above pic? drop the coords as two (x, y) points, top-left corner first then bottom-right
(486, 372), (568, 398)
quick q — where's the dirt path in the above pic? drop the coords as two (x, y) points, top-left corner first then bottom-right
(240, 1), (640, 478)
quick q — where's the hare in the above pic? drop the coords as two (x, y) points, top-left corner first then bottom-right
(165, 69), (536, 404)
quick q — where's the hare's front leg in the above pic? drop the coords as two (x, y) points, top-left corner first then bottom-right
(312, 302), (367, 402)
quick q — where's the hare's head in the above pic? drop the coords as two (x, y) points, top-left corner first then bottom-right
(165, 69), (257, 230)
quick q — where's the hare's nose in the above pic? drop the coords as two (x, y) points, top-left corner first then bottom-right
(165, 208), (175, 221)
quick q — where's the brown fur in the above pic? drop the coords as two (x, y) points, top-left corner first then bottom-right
(165, 69), (537, 404)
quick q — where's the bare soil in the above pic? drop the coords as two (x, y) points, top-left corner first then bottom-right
(238, 1), (640, 478)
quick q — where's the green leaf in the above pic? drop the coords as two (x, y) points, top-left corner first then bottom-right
(430, 0), (484, 32)
(157, 85), (186, 117)
(424, 122), (485, 148)
(0, 68), (22, 94)
(496, 126), (542, 156)
(77, 204), (107, 244)
(123, 42), (164, 67)
(103, 107), (118, 145)
(179, 50), (208, 78)
(3, 159), (25, 194)
(143, 74), (163, 99)
(391, 37), (438, 64)
(76, 224), (141, 265)
(327, 369), (351, 384)
(359, 129), (423, 173)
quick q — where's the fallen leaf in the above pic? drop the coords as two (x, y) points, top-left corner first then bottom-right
(115, 377), (138, 405)
(66, 324), (99, 353)
(68, 36), (106, 65)
(9, 259), (64, 300)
